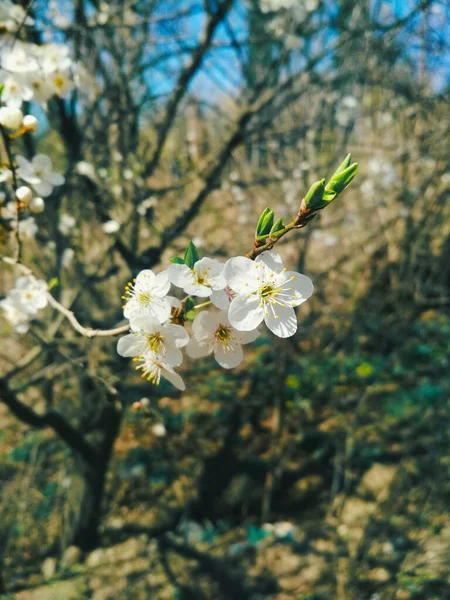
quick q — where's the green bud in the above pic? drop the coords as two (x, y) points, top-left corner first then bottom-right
(270, 217), (285, 238)
(184, 241), (200, 269)
(255, 207), (274, 239)
(326, 162), (359, 196)
(304, 179), (326, 210)
(48, 277), (59, 290)
(169, 256), (185, 265)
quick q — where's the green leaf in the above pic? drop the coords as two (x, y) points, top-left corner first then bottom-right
(304, 179), (326, 210)
(184, 241), (200, 269)
(270, 217), (285, 238)
(334, 153), (352, 175)
(255, 207), (274, 239)
(326, 162), (358, 195)
(169, 256), (185, 265)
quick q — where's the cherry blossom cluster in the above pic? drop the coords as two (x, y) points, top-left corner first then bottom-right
(0, 274), (48, 334)
(117, 248), (314, 391)
(0, 40), (77, 108)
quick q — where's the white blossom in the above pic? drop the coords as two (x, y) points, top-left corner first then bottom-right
(117, 315), (189, 367)
(168, 257), (226, 298)
(62, 248), (75, 268)
(15, 186), (33, 205)
(18, 217), (38, 238)
(102, 219), (121, 234)
(58, 213), (76, 235)
(8, 275), (48, 316)
(224, 251), (313, 338)
(122, 269), (171, 322)
(187, 310), (259, 369)
(16, 154), (65, 197)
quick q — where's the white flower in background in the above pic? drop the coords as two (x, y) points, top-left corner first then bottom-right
(336, 95), (359, 128)
(58, 213), (76, 235)
(0, 1), (33, 30)
(187, 310), (259, 369)
(76, 161), (96, 179)
(48, 70), (74, 97)
(0, 75), (33, 107)
(224, 251), (313, 338)
(23, 114), (39, 132)
(133, 352), (185, 391)
(1, 45), (38, 74)
(0, 166), (13, 184)
(367, 157), (397, 189)
(102, 219), (121, 234)
(8, 275), (48, 316)
(62, 248), (75, 268)
(39, 43), (72, 74)
(18, 217), (38, 238)
(122, 269), (171, 322)
(0, 297), (30, 334)
(16, 154), (65, 197)
(137, 196), (157, 216)
(151, 423), (167, 437)
(117, 315), (189, 366)
(168, 257), (226, 298)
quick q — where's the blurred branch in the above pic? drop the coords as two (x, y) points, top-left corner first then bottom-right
(0, 379), (96, 464)
(143, 0), (234, 179)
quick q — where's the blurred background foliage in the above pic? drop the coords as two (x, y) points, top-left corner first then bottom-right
(0, 0), (449, 598)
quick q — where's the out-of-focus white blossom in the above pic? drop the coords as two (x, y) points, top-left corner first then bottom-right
(16, 154), (65, 197)
(102, 219), (121, 234)
(29, 196), (45, 213)
(15, 186), (33, 205)
(59, 213), (76, 235)
(62, 248), (75, 268)
(7, 275), (48, 316)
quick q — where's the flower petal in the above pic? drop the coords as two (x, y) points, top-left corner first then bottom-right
(129, 315), (160, 333)
(237, 328), (260, 345)
(162, 366), (185, 391)
(192, 310), (220, 338)
(214, 342), (244, 369)
(223, 257), (259, 294)
(167, 264), (193, 288)
(184, 283), (212, 298)
(148, 296), (171, 323)
(228, 294), (264, 331)
(256, 250), (283, 273)
(210, 289), (230, 310)
(186, 337), (211, 359)
(163, 323), (189, 348)
(264, 304), (298, 338)
(151, 270), (171, 297)
(34, 181), (53, 197)
(164, 346), (184, 367)
(279, 272), (314, 306)
(117, 333), (145, 357)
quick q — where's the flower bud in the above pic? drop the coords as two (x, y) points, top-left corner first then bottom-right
(23, 114), (39, 132)
(132, 401), (142, 411)
(0, 106), (23, 130)
(29, 196), (45, 213)
(15, 186), (33, 205)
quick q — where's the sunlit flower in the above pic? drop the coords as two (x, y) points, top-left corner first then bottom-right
(187, 310), (258, 369)
(168, 257), (226, 298)
(16, 154), (65, 197)
(122, 269), (171, 322)
(133, 352), (185, 391)
(117, 315), (189, 366)
(224, 251), (313, 338)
